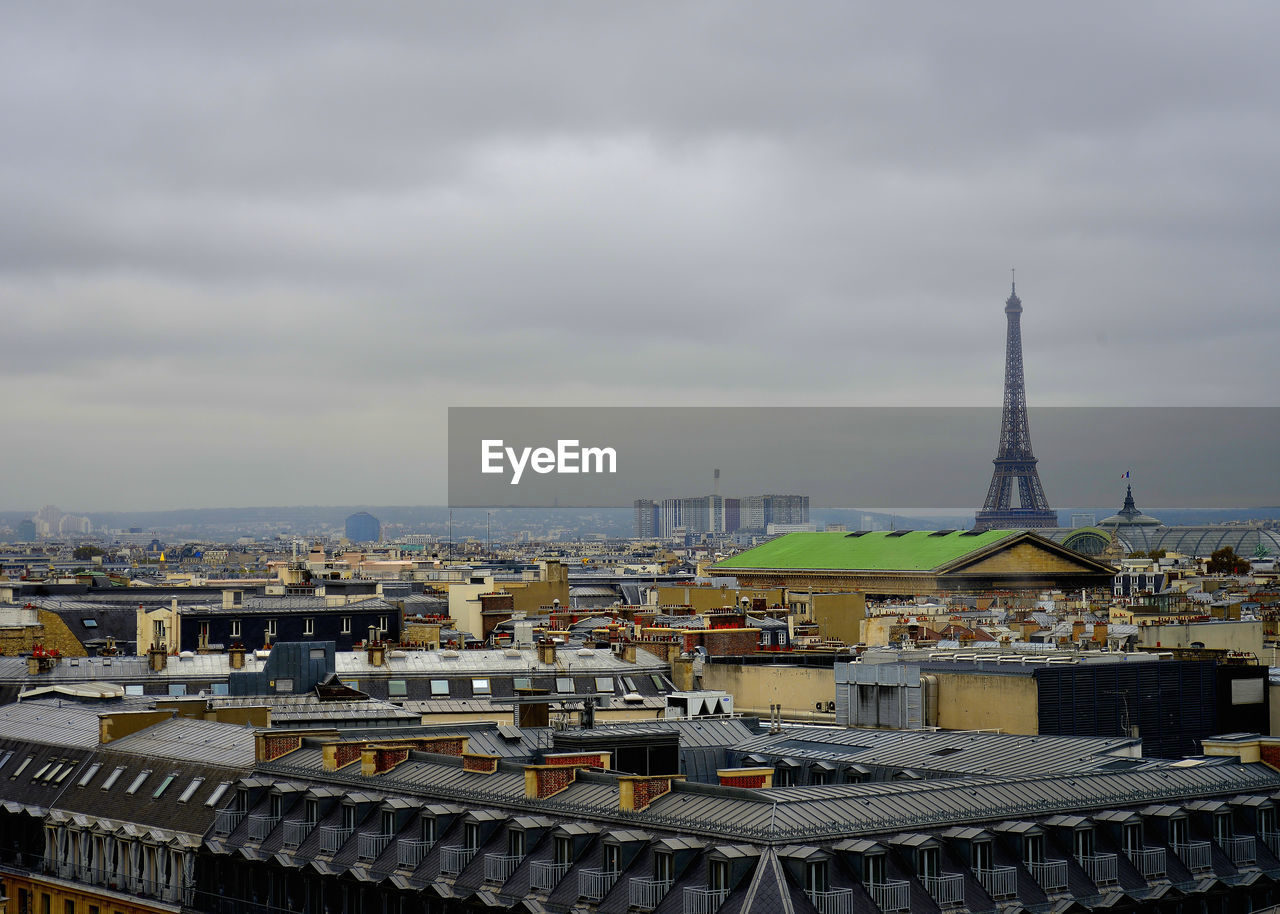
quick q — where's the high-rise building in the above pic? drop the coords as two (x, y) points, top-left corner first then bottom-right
(659, 497), (683, 538)
(344, 511), (381, 543)
(975, 278), (1057, 529)
(633, 499), (659, 538)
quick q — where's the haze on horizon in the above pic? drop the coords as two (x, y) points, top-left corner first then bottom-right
(3, 3), (1278, 512)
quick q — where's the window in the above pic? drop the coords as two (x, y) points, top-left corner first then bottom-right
(306, 799), (320, 825)
(152, 774), (176, 799)
(32, 762), (52, 781)
(270, 793), (284, 819)
(1123, 822), (1143, 854)
(1073, 828), (1095, 859)
(430, 680), (449, 697)
(205, 782), (232, 807)
(81, 618), (98, 628)
(211, 683), (229, 696)
(178, 777), (204, 803)
(387, 680), (408, 698)
(125, 770), (151, 795)
(595, 677), (614, 693)
(266, 619), (277, 638)
(465, 823), (481, 851)
(341, 616), (351, 634)
(604, 844), (621, 875)
(421, 817), (436, 844)
(125, 685), (143, 697)
(508, 829), (526, 859)
(379, 616), (389, 633)
(917, 847), (939, 879)
(168, 684), (187, 697)
(230, 620), (241, 639)
(382, 810), (396, 837)
(654, 852), (674, 884)
(153, 620), (166, 642)
(77, 763), (102, 788)
(0, 751), (11, 770)
(1024, 834), (1045, 865)
(100, 766), (125, 790)
(310, 648), (325, 660)
(11, 756), (34, 779)
(973, 841), (993, 872)
(709, 860), (729, 891)
(275, 678), (293, 693)
(1214, 813), (1232, 844)
(198, 621), (209, 644)
(650, 674), (667, 690)
(622, 676), (638, 693)
(513, 677), (532, 691)
(1260, 807), (1276, 836)
(303, 618), (315, 637)
(863, 853), (886, 886)
(805, 860), (828, 894)
(1170, 818), (1188, 848)
(342, 804), (357, 830)
(556, 677), (575, 694)
(555, 835), (573, 866)
(472, 679), (491, 695)
(65, 898), (75, 914)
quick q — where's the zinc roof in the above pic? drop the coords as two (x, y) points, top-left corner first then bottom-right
(712, 530), (1019, 572)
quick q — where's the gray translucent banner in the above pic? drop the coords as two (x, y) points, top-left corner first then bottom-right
(447, 407), (1279, 510)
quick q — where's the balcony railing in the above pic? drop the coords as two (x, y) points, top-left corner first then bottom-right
(397, 838), (433, 869)
(246, 814), (280, 841)
(530, 859), (572, 891)
(1028, 859), (1068, 892)
(683, 886), (729, 914)
(484, 853), (524, 883)
(579, 867), (619, 902)
(1173, 841), (1212, 873)
(1126, 846), (1166, 879)
(319, 825), (354, 854)
(1220, 836), (1256, 867)
(213, 808), (246, 836)
(867, 881), (910, 913)
(1077, 852), (1118, 886)
(974, 865), (1017, 899)
(1262, 830), (1280, 858)
(920, 873), (964, 907)
(358, 832), (392, 861)
(440, 844), (477, 875)
(807, 888), (854, 914)
(629, 877), (674, 911)
(281, 820), (312, 849)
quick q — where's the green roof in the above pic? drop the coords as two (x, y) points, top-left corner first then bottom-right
(712, 530), (1021, 573)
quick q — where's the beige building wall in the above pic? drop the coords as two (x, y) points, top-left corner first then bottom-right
(797, 592), (867, 644)
(655, 585), (786, 611)
(932, 671), (1040, 734)
(700, 662), (836, 721)
(1134, 620), (1263, 655)
(446, 561), (570, 639)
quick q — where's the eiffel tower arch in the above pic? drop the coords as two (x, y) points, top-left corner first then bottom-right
(974, 278), (1058, 530)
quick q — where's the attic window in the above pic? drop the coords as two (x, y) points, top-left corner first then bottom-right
(100, 766), (126, 790)
(81, 618), (98, 628)
(205, 782), (232, 807)
(388, 680), (408, 698)
(54, 763), (78, 784)
(153, 773), (177, 798)
(10, 756), (33, 780)
(931, 747), (964, 757)
(472, 679), (491, 695)
(77, 763), (101, 787)
(0, 751), (12, 771)
(430, 680), (449, 697)
(178, 777), (204, 803)
(556, 677), (575, 694)
(125, 770), (151, 795)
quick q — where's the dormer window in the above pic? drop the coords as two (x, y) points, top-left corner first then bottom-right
(1073, 828), (1095, 859)
(973, 840), (993, 872)
(1023, 834), (1045, 865)
(342, 805), (356, 831)
(603, 844), (621, 874)
(917, 846), (940, 879)
(465, 822), (481, 851)
(269, 794), (283, 819)
(1170, 817), (1188, 848)
(862, 853), (886, 886)
(381, 810), (396, 837)
(306, 799), (319, 825)
(1123, 822), (1142, 853)
(805, 860), (828, 894)
(508, 829), (526, 859)
(421, 817), (437, 845)
(555, 835), (573, 866)
(709, 860), (729, 891)
(1214, 812), (1232, 844)
(654, 851), (674, 884)
(1260, 807), (1276, 836)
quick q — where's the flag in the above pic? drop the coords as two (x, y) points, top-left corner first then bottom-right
(1121, 470), (1130, 479)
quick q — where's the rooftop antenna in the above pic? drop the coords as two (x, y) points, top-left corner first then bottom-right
(1011, 267), (1016, 294)
(713, 468), (720, 497)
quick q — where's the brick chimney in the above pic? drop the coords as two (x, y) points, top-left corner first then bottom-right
(148, 645), (168, 671)
(228, 645), (246, 669)
(538, 639), (557, 665)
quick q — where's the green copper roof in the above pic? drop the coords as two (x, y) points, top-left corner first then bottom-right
(712, 530), (1021, 573)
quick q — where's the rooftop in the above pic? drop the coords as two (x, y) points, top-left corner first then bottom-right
(713, 529), (1020, 572)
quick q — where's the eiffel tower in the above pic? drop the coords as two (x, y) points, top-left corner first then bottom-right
(974, 275), (1058, 530)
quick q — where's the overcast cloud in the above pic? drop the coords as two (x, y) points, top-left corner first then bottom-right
(3, 3), (1278, 511)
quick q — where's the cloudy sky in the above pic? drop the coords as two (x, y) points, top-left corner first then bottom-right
(3, 3), (1277, 511)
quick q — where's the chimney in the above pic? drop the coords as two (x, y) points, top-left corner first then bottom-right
(228, 645), (246, 670)
(1093, 623), (1109, 645)
(367, 641), (386, 667)
(1072, 620), (1085, 642)
(148, 645), (168, 671)
(538, 639), (557, 665)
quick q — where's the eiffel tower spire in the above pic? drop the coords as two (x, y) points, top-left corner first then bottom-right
(974, 276), (1057, 530)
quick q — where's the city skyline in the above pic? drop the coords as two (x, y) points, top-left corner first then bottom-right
(4, 5), (1279, 511)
